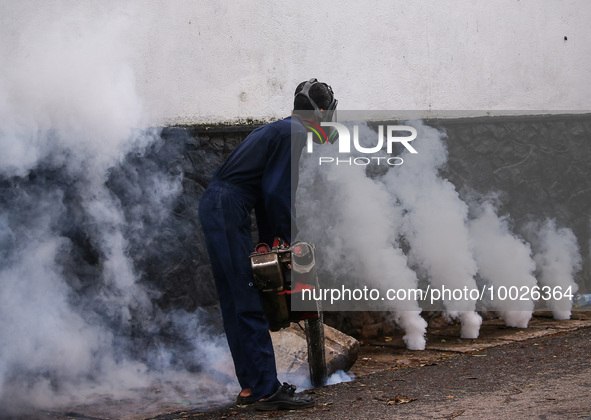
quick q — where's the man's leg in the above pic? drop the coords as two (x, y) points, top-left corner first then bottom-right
(199, 187), (280, 399)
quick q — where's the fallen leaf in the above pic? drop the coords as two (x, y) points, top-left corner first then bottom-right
(387, 396), (417, 405)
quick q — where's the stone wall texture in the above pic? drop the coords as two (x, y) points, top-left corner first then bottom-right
(152, 114), (590, 317)
(5, 114), (588, 341)
(440, 114), (590, 287)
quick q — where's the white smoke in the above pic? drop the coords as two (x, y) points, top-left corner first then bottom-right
(326, 369), (355, 385)
(297, 123), (428, 350)
(297, 121), (484, 346)
(298, 117), (584, 345)
(468, 200), (537, 327)
(0, 5), (235, 415)
(526, 219), (581, 319)
(381, 122), (482, 339)
(281, 368), (354, 393)
(324, 161), (428, 349)
(0, 10), (146, 178)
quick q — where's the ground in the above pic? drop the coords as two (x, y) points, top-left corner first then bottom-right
(147, 312), (591, 420)
(9, 312), (591, 420)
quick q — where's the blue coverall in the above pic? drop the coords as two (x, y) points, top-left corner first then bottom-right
(198, 116), (307, 400)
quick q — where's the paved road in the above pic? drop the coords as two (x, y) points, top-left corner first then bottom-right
(162, 324), (591, 420)
(7, 315), (591, 420)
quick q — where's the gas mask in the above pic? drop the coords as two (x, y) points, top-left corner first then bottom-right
(295, 78), (338, 144)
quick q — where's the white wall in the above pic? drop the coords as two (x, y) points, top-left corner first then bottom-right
(1, 0), (590, 125)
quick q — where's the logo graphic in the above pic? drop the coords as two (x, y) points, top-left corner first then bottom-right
(305, 122), (418, 154)
(299, 114), (420, 167)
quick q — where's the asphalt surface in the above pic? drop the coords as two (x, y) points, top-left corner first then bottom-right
(152, 318), (591, 420)
(6, 314), (591, 420)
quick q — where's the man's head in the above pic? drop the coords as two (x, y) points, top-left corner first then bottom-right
(293, 79), (337, 124)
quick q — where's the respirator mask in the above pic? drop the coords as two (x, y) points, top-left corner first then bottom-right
(295, 78), (338, 144)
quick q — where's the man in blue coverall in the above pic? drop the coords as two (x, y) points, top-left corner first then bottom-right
(198, 79), (337, 411)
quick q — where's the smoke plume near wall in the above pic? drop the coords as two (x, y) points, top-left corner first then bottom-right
(297, 125), (428, 350)
(468, 199), (537, 328)
(526, 219), (581, 319)
(0, 8), (235, 415)
(381, 122), (482, 339)
(297, 117), (584, 346)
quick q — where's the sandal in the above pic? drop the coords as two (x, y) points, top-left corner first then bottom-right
(236, 393), (256, 405)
